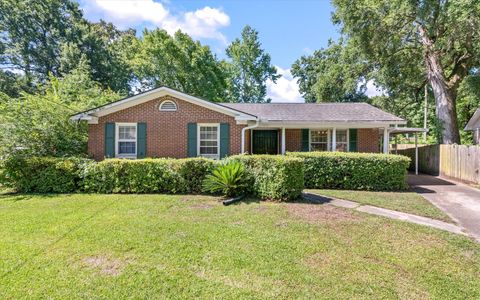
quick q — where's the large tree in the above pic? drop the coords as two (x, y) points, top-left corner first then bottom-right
(0, 61), (120, 157)
(0, 0), (84, 84)
(0, 0), (135, 93)
(291, 39), (370, 103)
(332, 0), (480, 144)
(225, 25), (279, 103)
(132, 29), (228, 102)
(59, 21), (137, 94)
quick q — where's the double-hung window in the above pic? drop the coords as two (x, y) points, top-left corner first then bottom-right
(116, 123), (137, 158)
(310, 130), (329, 151)
(198, 124), (219, 159)
(335, 130), (348, 152)
(309, 129), (349, 152)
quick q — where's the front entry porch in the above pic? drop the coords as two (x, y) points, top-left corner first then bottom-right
(244, 127), (383, 155)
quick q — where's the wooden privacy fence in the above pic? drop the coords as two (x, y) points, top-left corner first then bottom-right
(396, 144), (480, 184)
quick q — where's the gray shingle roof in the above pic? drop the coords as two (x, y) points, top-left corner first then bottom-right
(219, 103), (404, 123)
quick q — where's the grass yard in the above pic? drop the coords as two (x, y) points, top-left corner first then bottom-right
(1, 194), (479, 299)
(306, 189), (452, 222)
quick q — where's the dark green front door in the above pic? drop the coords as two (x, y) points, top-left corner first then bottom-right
(252, 130), (278, 154)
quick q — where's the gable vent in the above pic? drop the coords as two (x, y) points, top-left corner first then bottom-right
(159, 100), (177, 111)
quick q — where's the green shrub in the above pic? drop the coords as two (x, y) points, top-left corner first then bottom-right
(287, 152), (410, 191)
(0, 156), (92, 193)
(176, 158), (217, 193)
(229, 155), (304, 201)
(202, 161), (248, 197)
(83, 159), (185, 193)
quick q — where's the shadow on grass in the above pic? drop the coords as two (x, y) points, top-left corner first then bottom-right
(297, 192), (333, 205)
(0, 193), (77, 202)
(407, 174), (456, 187)
(229, 197), (261, 205)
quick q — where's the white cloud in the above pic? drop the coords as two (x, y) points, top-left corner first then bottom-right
(267, 66), (305, 103)
(363, 79), (387, 97)
(162, 7), (230, 43)
(80, 0), (230, 42)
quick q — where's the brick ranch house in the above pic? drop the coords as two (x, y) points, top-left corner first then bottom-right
(70, 87), (407, 160)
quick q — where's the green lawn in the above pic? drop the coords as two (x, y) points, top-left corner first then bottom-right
(1, 194), (479, 299)
(306, 189), (452, 222)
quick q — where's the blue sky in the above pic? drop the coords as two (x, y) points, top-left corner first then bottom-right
(78, 0), (341, 102)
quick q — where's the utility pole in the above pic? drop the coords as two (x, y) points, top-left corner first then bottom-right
(423, 84), (428, 143)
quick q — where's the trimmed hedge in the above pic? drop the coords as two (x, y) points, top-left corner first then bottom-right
(1, 156), (217, 194)
(287, 152), (410, 191)
(229, 155), (304, 201)
(0, 152), (408, 196)
(83, 158), (217, 194)
(83, 159), (184, 193)
(0, 156), (91, 193)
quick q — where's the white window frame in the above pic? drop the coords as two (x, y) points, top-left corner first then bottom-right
(159, 100), (177, 111)
(309, 129), (331, 151)
(115, 122), (137, 158)
(334, 129), (349, 152)
(309, 129), (349, 152)
(197, 123), (220, 159)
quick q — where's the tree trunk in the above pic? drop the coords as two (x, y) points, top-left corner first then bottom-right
(419, 26), (460, 144)
(425, 51), (460, 144)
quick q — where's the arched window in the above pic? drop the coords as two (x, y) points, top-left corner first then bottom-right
(159, 100), (177, 111)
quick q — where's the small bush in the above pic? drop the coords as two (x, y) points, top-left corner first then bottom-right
(176, 158), (217, 193)
(229, 155), (304, 201)
(0, 156), (92, 193)
(287, 152), (410, 191)
(202, 161), (248, 197)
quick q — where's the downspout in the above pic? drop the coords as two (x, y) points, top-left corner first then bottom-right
(241, 119), (260, 154)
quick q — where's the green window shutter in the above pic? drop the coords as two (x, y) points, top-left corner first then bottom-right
(187, 123), (197, 157)
(220, 123), (230, 158)
(137, 123), (147, 158)
(349, 128), (358, 152)
(301, 129), (310, 151)
(105, 123), (115, 158)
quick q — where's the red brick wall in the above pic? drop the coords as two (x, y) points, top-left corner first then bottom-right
(88, 96), (247, 160)
(357, 128), (380, 153)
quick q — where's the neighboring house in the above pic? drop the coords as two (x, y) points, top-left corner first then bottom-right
(71, 87), (406, 160)
(465, 108), (480, 145)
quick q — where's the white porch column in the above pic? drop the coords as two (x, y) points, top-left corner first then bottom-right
(383, 127), (389, 154)
(331, 128), (336, 151)
(415, 133), (419, 175)
(281, 127), (286, 155)
(241, 129), (247, 153)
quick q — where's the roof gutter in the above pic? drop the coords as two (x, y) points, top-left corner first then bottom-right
(241, 119), (260, 154)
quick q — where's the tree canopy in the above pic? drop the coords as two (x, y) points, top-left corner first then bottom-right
(131, 29), (228, 102)
(291, 39), (369, 103)
(0, 0), (135, 93)
(225, 26), (279, 103)
(0, 63), (121, 157)
(331, 0), (480, 144)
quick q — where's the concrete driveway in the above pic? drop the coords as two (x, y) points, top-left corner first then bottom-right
(408, 174), (480, 241)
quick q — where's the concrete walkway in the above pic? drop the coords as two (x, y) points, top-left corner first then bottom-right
(302, 192), (466, 236)
(408, 174), (480, 242)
